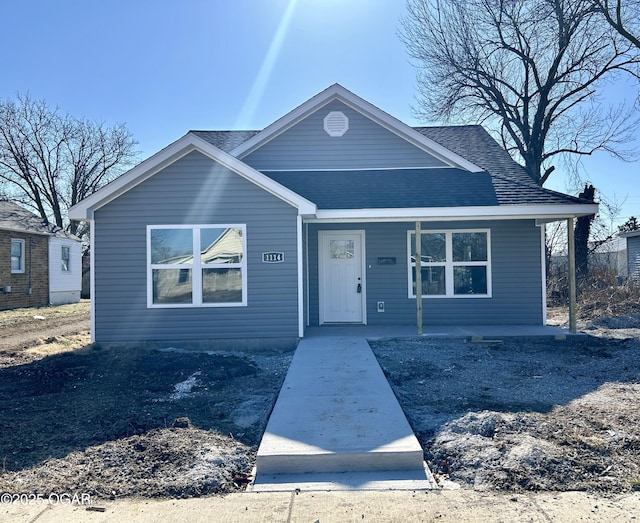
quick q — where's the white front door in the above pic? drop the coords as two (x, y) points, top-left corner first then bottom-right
(319, 231), (365, 324)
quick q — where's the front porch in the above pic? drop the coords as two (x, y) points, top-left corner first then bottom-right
(304, 323), (575, 339)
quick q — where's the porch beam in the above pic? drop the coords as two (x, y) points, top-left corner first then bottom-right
(416, 222), (423, 335)
(567, 218), (577, 333)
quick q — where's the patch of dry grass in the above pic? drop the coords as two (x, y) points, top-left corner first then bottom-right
(0, 299), (90, 325)
(548, 272), (640, 323)
(578, 282), (640, 320)
(25, 332), (92, 358)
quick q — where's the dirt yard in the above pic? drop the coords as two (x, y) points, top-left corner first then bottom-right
(0, 302), (293, 499)
(371, 313), (640, 493)
(1, 301), (639, 498)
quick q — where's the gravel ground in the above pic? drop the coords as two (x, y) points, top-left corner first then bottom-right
(370, 317), (640, 492)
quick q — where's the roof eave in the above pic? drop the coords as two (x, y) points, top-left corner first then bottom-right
(0, 225), (51, 236)
(307, 203), (599, 223)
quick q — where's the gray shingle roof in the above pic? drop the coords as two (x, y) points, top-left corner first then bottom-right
(190, 127), (590, 209)
(413, 125), (587, 206)
(191, 130), (260, 152)
(0, 200), (78, 239)
(264, 169), (498, 209)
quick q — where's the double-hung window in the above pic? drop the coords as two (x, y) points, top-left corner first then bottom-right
(147, 225), (247, 307)
(11, 239), (25, 274)
(409, 229), (491, 298)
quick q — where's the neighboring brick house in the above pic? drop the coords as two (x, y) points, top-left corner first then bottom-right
(0, 200), (82, 310)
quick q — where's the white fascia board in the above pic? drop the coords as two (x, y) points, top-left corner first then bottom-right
(309, 204), (599, 223)
(69, 133), (316, 220)
(230, 84), (484, 173)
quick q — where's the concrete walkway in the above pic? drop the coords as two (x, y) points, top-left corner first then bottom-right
(251, 336), (435, 491)
(6, 490), (640, 522)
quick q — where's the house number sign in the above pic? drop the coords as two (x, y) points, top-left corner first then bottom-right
(262, 252), (284, 263)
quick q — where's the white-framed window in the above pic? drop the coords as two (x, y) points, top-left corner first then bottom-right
(147, 224), (247, 308)
(61, 246), (71, 272)
(408, 229), (491, 298)
(11, 239), (25, 274)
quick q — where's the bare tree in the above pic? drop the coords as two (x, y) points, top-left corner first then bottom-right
(591, 0), (640, 50)
(575, 184), (596, 283)
(402, 0), (640, 186)
(619, 215), (640, 232)
(0, 94), (137, 236)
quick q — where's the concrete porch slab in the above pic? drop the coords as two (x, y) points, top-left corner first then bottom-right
(252, 336), (434, 490)
(304, 324), (576, 339)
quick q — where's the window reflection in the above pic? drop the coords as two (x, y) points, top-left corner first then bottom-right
(153, 269), (193, 303)
(202, 268), (242, 303)
(201, 228), (243, 264)
(330, 240), (354, 259)
(150, 229), (193, 264)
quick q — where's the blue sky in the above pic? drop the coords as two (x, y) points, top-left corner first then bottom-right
(1, 0), (638, 225)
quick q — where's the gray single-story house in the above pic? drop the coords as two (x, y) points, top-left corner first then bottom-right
(621, 229), (640, 280)
(69, 84), (597, 342)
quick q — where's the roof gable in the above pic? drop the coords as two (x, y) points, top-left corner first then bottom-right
(69, 133), (316, 220)
(229, 84), (484, 173)
(240, 99), (451, 171)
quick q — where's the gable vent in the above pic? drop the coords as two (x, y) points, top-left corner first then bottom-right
(323, 111), (349, 137)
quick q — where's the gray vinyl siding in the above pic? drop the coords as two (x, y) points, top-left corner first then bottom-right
(307, 220), (543, 327)
(242, 100), (449, 171)
(628, 236), (640, 280)
(93, 151), (299, 341)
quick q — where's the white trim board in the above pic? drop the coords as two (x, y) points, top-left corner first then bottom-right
(309, 204), (599, 222)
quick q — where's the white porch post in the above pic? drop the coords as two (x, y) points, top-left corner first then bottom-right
(567, 218), (577, 333)
(415, 222), (423, 335)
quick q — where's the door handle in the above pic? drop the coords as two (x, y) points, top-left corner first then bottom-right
(357, 283), (362, 293)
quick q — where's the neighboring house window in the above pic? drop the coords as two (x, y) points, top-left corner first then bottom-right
(11, 239), (25, 274)
(408, 230), (491, 298)
(61, 246), (71, 271)
(147, 225), (247, 307)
